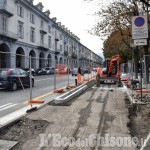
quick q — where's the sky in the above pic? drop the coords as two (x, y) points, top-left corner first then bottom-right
(34, 0), (104, 58)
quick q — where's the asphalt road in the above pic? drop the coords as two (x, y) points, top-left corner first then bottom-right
(0, 73), (92, 114)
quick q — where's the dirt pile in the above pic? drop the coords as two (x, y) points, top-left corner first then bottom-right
(0, 117), (49, 150)
(126, 98), (150, 149)
(133, 93), (150, 103)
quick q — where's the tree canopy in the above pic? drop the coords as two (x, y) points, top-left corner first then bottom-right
(86, 0), (145, 61)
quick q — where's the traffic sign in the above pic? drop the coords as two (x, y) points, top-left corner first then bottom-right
(134, 39), (147, 46)
(132, 15), (148, 39)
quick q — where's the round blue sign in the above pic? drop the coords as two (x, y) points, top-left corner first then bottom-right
(134, 17), (145, 27)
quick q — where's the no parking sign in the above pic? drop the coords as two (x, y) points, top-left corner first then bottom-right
(132, 15), (148, 39)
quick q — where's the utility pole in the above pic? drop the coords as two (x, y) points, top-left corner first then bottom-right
(143, 0), (149, 83)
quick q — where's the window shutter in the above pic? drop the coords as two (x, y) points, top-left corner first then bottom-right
(17, 23), (19, 37)
(22, 26), (24, 39)
(17, 4), (19, 15)
(22, 8), (24, 18)
(30, 29), (31, 41)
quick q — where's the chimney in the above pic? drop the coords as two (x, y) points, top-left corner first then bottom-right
(57, 22), (61, 27)
(61, 25), (65, 29)
(44, 9), (50, 17)
(28, 0), (34, 4)
(36, 2), (44, 11)
(52, 17), (57, 22)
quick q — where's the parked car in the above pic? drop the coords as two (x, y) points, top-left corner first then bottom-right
(72, 68), (78, 76)
(45, 67), (55, 74)
(0, 68), (34, 91)
(36, 68), (47, 75)
(83, 68), (90, 74)
(59, 67), (71, 74)
(23, 68), (35, 76)
(72, 68), (84, 76)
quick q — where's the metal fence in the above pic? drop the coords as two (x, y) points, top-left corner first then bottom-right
(121, 55), (150, 90)
(0, 51), (96, 107)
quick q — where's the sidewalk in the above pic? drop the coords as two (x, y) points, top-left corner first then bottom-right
(0, 82), (137, 150)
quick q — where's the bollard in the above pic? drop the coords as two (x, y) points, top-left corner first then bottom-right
(75, 79), (78, 86)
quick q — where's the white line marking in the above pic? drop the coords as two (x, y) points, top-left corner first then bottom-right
(0, 103), (12, 109)
(0, 103), (18, 112)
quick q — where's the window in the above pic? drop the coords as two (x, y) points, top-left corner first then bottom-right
(41, 20), (43, 28)
(48, 26), (51, 33)
(18, 5), (24, 18)
(40, 34), (44, 44)
(48, 36), (51, 48)
(18, 22), (24, 39)
(60, 45), (62, 51)
(30, 28), (35, 42)
(2, 16), (7, 32)
(30, 13), (35, 24)
(60, 34), (62, 40)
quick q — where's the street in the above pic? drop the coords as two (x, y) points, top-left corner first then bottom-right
(0, 73), (92, 117)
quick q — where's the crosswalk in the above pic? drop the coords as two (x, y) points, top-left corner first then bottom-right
(0, 103), (18, 112)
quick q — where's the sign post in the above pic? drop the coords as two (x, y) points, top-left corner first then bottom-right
(132, 15), (148, 39)
(132, 15), (148, 102)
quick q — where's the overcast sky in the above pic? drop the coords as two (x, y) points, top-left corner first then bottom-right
(34, 0), (104, 57)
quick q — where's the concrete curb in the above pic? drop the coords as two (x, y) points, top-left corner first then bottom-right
(54, 84), (88, 104)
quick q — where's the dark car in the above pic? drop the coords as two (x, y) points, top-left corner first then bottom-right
(23, 68), (35, 76)
(45, 67), (55, 74)
(83, 68), (90, 74)
(0, 68), (34, 91)
(36, 68), (47, 75)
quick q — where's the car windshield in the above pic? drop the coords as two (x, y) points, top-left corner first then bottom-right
(0, 70), (9, 76)
(45, 68), (50, 70)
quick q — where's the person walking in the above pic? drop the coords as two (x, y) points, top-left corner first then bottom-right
(96, 65), (101, 87)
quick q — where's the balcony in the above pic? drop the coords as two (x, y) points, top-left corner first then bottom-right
(0, 4), (14, 17)
(55, 36), (59, 41)
(40, 28), (47, 34)
(72, 52), (78, 59)
(0, 28), (18, 40)
(37, 42), (49, 50)
(64, 51), (68, 56)
(55, 49), (60, 54)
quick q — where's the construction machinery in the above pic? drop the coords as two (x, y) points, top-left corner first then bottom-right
(100, 55), (121, 84)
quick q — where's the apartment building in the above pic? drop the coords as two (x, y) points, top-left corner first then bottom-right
(0, 0), (102, 70)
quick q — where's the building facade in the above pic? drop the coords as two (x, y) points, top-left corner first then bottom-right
(0, 0), (103, 70)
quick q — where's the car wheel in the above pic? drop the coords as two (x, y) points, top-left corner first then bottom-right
(12, 82), (17, 91)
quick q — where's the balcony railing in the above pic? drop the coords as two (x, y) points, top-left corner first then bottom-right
(64, 51), (68, 56)
(72, 52), (78, 59)
(37, 42), (49, 50)
(40, 27), (47, 34)
(0, 4), (14, 17)
(55, 49), (60, 54)
(0, 28), (18, 40)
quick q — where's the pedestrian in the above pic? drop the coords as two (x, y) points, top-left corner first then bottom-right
(96, 65), (101, 87)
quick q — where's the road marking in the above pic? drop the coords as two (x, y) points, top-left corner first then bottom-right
(0, 103), (12, 109)
(0, 103), (18, 112)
